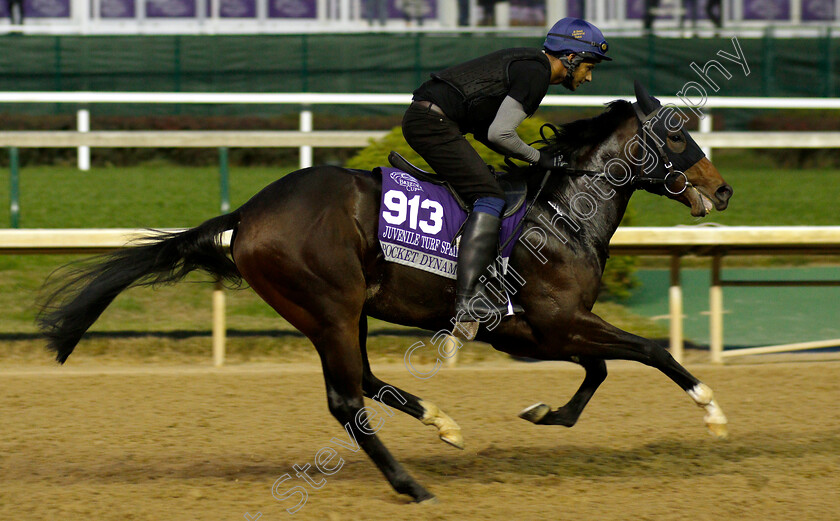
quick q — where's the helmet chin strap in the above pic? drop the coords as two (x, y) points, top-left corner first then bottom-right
(559, 54), (585, 89)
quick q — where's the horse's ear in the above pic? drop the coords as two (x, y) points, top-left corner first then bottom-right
(633, 80), (657, 114)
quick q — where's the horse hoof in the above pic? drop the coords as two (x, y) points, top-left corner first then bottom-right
(420, 400), (465, 450)
(519, 402), (551, 424)
(440, 429), (465, 450)
(453, 321), (478, 341)
(414, 489), (438, 505)
(707, 422), (729, 440)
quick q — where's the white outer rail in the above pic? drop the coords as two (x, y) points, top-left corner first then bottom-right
(3, 92), (840, 170)
(3, 226), (839, 365)
(609, 226), (840, 363)
(0, 228), (230, 367)
(0, 131), (388, 148)
(2, 130), (840, 149)
(3, 92), (840, 109)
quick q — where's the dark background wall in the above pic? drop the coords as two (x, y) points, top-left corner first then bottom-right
(0, 33), (836, 114)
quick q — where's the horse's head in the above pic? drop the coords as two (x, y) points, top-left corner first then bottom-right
(631, 81), (733, 217)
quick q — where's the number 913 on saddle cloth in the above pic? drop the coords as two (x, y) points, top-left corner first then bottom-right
(377, 167), (527, 280)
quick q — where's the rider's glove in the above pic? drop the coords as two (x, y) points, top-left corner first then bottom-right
(536, 150), (568, 171)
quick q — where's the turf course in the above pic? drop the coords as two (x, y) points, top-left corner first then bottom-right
(1, 151), (838, 228)
(629, 152), (840, 227)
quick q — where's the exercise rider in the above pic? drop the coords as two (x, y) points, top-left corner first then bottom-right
(401, 17), (612, 329)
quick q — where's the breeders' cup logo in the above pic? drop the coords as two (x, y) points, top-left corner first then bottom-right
(390, 171), (423, 192)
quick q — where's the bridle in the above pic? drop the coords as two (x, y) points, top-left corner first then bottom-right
(529, 105), (690, 196)
(498, 104), (690, 254)
(630, 102), (688, 195)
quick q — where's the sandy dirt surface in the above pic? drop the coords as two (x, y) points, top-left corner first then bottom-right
(1, 359), (838, 521)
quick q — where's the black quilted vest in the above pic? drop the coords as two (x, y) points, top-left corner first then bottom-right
(431, 48), (550, 134)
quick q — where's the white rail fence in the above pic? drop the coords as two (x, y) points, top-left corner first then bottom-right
(3, 227), (839, 365)
(611, 227), (840, 363)
(3, 92), (840, 170)
(3, 93), (840, 364)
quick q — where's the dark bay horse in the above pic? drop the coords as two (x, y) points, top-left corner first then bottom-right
(38, 82), (733, 503)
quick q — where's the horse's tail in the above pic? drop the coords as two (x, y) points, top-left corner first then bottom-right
(37, 211), (241, 364)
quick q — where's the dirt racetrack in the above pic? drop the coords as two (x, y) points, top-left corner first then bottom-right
(1, 359), (838, 521)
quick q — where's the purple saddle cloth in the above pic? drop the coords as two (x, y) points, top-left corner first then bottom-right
(377, 167), (527, 280)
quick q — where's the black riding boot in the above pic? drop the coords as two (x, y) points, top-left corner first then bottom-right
(453, 211), (516, 339)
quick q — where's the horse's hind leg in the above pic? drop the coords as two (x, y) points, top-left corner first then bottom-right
(358, 315), (464, 449)
(233, 240), (433, 500)
(317, 323), (435, 502)
(519, 357), (606, 427)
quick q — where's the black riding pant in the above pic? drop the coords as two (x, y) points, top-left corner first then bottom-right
(401, 103), (504, 205)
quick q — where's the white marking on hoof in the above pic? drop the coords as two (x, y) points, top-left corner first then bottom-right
(417, 496), (439, 505)
(687, 383), (714, 406)
(420, 400), (464, 450)
(706, 421), (729, 439)
(703, 399), (729, 438)
(519, 402), (551, 424)
(688, 384), (728, 439)
(453, 321), (478, 341)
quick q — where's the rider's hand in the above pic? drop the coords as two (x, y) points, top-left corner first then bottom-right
(536, 150), (567, 171)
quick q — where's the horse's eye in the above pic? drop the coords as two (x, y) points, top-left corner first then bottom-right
(666, 132), (687, 153)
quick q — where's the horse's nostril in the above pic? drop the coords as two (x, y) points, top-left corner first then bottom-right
(716, 184), (733, 201)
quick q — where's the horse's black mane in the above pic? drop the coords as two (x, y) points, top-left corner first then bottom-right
(548, 100), (634, 160)
(497, 100), (637, 254)
(505, 100), (634, 177)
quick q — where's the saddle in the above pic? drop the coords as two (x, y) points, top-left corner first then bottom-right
(387, 151), (527, 219)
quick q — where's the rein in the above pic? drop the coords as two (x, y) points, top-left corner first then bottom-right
(531, 108), (689, 195)
(498, 168), (552, 253)
(497, 107), (692, 253)
(497, 105), (693, 254)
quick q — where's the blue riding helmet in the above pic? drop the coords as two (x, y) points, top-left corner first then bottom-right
(544, 17), (612, 62)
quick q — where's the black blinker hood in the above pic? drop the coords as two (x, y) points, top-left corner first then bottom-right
(633, 80), (705, 184)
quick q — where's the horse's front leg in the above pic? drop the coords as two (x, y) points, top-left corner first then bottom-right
(519, 356), (606, 427)
(551, 311), (728, 438)
(486, 325), (607, 429)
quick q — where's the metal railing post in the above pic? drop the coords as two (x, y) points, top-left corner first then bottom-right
(669, 254), (684, 364)
(215, 148), (230, 366)
(9, 147), (20, 228)
(212, 280), (226, 367)
(77, 108), (90, 171)
(700, 113), (713, 160)
(443, 335), (459, 368)
(300, 108), (313, 169)
(709, 254), (724, 363)
(219, 146), (230, 213)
